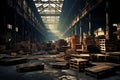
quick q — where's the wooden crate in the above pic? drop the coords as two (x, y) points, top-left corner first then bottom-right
(16, 62), (44, 72)
(99, 39), (106, 52)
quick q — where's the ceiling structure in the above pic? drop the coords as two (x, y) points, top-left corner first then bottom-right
(33, 0), (64, 39)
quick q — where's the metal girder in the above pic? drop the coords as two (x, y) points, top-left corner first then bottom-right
(34, 0), (63, 4)
(34, 0), (63, 13)
(34, 0), (64, 36)
(40, 13), (60, 16)
(61, 0), (103, 37)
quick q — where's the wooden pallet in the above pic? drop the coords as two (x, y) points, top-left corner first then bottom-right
(90, 62), (120, 71)
(85, 64), (115, 79)
(108, 52), (120, 63)
(52, 62), (69, 69)
(16, 62), (44, 72)
(70, 58), (89, 71)
(70, 54), (90, 59)
(55, 58), (66, 62)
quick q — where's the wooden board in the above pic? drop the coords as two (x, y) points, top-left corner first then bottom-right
(55, 58), (66, 62)
(90, 62), (120, 71)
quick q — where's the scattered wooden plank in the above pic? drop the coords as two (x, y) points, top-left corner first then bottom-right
(85, 64), (115, 79)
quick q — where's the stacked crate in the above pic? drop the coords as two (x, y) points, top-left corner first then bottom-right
(105, 40), (116, 52)
(99, 39), (117, 52)
(99, 39), (106, 53)
(70, 58), (88, 71)
(83, 35), (96, 52)
(71, 35), (80, 49)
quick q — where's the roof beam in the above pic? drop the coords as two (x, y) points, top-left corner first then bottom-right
(34, 1), (63, 4)
(40, 13), (60, 16)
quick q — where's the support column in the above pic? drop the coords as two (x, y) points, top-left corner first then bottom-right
(75, 24), (77, 35)
(88, 14), (91, 35)
(106, 1), (109, 39)
(79, 21), (82, 45)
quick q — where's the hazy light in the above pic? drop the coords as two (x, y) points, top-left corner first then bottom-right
(16, 27), (19, 32)
(50, 4), (56, 7)
(41, 0), (48, 1)
(7, 24), (12, 29)
(113, 23), (117, 26)
(98, 28), (102, 31)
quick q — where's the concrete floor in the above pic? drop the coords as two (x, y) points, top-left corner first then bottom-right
(0, 53), (120, 80)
